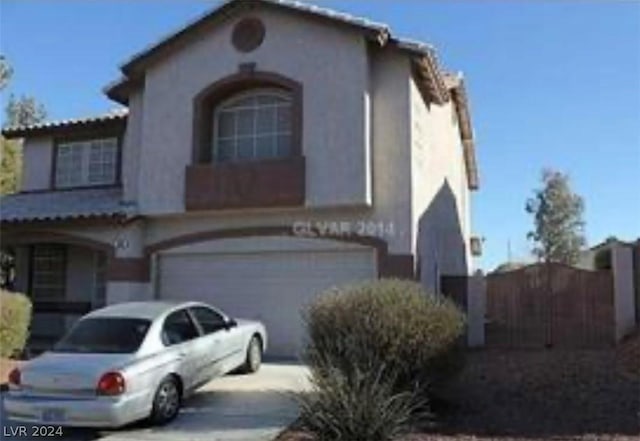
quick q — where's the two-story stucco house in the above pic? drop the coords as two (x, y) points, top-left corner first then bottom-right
(0, 0), (479, 357)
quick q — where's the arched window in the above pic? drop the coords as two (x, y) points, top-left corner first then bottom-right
(213, 88), (292, 163)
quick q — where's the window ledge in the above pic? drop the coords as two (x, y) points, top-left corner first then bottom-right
(185, 157), (305, 211)
(19, 184), (122, 194)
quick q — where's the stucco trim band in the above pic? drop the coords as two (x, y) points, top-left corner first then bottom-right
(145, 226), (415, 280)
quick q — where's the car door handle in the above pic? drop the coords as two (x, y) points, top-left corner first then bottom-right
(177, 352), (187, 360)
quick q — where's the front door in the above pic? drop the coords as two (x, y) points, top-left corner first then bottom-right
(29, 244), (68, 346)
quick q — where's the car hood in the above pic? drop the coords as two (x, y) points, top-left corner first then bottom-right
(19, 352), (133, 396)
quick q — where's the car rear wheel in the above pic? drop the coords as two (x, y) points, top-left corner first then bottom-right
(241, 336), (262, 374)
(150, 376), (181, 425)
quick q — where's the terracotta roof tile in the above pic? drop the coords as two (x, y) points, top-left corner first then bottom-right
(0, 188), (134, 223)
(1, 109), (128, 138)
(119, 0), (390, 75)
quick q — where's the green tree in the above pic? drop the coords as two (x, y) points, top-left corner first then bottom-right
(526, 168), (586, 264)
(5, 94), (47, 128)
(0, 139), (22, 195)
(1, 57), (47, 195)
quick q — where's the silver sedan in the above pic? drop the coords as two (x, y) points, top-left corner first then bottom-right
(4, 301), (267, 427)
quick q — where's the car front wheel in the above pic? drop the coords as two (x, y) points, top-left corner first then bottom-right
(150, 376), (181, 425)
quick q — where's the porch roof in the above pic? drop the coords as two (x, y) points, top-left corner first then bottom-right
(0, 188), (133, 224)
(1, 109), (128, 139)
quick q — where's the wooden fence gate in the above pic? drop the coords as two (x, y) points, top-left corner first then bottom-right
(486, 263), (614, 349)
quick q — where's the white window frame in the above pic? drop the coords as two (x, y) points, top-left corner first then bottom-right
(55, 137), (119, 188)
(212, 89), (293, 163)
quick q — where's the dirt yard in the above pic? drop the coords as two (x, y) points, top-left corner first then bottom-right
(617, 331), (639, 380)
(278, 349), (639, 441)
(427, 349), (639, 440)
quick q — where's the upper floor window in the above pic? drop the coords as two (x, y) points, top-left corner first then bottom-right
(213, 89), (292, 163)
(55, 137), (118, 188)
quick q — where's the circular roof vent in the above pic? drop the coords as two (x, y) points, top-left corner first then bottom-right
(232, 17), (266, 53)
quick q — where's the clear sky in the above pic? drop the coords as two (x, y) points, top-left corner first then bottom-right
(1, 0), (639, 270)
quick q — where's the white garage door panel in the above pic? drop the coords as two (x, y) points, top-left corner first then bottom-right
(158, 249), (376, 358)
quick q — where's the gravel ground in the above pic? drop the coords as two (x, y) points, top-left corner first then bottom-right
(277, 349), (639, 441)
(617, 331), (639, 380)
(427, 349), (639, 440)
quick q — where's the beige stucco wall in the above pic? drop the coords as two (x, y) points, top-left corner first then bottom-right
(410, 78), (472, 292)
(144, 208), (403, 253)
(135, 6), (371, 214)
(20, 137), (53, 191)
(136, 42), (417, 258)
(9, 6), (478, 306)
(7, 34), (425, 304)
(122, 90), (144, 202)
(369, 48), (413, 255)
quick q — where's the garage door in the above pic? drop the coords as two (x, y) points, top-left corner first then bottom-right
(157, 246), (376, 358)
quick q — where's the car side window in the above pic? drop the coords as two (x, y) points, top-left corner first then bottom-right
(162, 309), (201, 346)
(190, 306), (227, 335)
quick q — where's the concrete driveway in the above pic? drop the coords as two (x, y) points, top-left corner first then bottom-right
(1, 363), (310, 441)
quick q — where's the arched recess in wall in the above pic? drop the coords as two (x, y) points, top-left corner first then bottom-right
(1, 230), (149, 283)
(2, 231), (115, 255)
(143, 225), (422, 280)
(192, 70), (303, 163)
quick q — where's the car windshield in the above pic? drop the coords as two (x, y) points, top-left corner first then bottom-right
(53, 318), (151, 354)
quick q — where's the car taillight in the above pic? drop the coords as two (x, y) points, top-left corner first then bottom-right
(96, 372), (125, 396)
(8, 368), (21, 387)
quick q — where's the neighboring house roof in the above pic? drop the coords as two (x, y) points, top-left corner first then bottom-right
(578, 237), (639, 270)
(1, 109), (128, 139)
(0, 188), (133, 224)
(589, 237), (639, 251)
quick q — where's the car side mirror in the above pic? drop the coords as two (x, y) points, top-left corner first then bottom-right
(225, 318), (238, 330)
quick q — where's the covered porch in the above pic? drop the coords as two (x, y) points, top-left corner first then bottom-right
(0, 188), (149, 353)
(5, 242), (108, 351)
